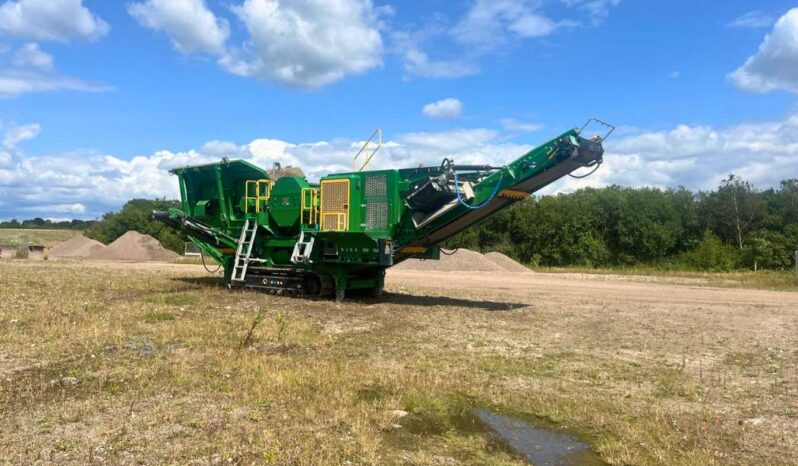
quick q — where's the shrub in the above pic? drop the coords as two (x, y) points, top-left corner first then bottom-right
(677, 230), (740, 271)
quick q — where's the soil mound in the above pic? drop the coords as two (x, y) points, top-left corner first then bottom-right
(87, 231), (178, 262)
(485, 252), (533, 273)
(48, 235), (106, 258)
(392, 249), (507, 272)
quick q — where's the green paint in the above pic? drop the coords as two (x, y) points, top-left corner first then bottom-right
(156, 128), (605, 298)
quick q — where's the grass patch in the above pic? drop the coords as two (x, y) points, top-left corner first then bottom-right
(144, 292), (201, 306)
(143, 312), (175, 323)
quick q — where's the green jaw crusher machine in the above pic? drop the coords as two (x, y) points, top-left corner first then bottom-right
(154, 120), (612, 300)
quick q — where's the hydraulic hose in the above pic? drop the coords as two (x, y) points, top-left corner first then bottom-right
(453, 169), (504, 210)
(200, 249), (221, 273)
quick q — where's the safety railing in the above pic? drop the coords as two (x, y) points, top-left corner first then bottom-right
(244, 179), (273, 214)
(319, 178), (350, 231)
(352, 128), (382, 172)
(300, 187), (319, 225)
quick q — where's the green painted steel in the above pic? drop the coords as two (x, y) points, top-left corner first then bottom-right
(268, 176), (309, 230)
(155, 127), (605, 299)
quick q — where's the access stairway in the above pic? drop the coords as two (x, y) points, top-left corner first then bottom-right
(231, 219), (258, 282)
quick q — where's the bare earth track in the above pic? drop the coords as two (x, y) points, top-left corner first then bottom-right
(1, 260), (796, 465)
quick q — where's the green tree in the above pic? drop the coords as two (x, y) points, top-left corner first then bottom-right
(700, 175), (765, 250)
(84, 199), (185, 253)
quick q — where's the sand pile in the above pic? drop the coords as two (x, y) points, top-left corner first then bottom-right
(393, 248), (531, 273)
(88, 231), (179, 262)
(48, 235), (106, 258)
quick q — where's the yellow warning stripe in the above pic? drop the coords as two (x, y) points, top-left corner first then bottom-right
(400, 246), (428, 254)
(498, 189), (530, 201)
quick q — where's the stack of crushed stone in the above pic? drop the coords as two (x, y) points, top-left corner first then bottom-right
(392, 249), (532, 273)
(47, 235), (106, 258)
(87, 231), (179, 262)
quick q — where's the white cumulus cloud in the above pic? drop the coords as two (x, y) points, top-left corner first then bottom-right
(0, 0), (108, 41)
(730, 8), (798, 94)
(422, 98), (464, 119)
(128, 0), (229, 55)
(129, 0), (385, 89)
(222, 0), (384, 89)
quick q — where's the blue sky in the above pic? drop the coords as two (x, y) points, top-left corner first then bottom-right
(1, 0), (797, 220)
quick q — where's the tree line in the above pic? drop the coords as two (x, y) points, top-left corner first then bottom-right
(447, 176), (798, 271)
(3, 176), (796, 271)
(0, 218), (95, 230)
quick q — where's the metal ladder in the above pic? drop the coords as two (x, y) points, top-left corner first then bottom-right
(290, 230), (315, 264)
(232, 219), (258, 282)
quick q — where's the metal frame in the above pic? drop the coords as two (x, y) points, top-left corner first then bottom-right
(353, 128), (382, 172)
(578, 118), (616, 141)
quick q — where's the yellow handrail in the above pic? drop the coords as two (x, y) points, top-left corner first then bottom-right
(352, 128), (382, 172)
(300, 187), (319, 225)
(244, 179), (273, 214)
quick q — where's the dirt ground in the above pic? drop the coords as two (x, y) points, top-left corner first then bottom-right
(1, 260), (797, 465)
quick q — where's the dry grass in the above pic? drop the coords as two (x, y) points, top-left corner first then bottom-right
(1, 261), (797, 465)
(0, 228), (80, 247)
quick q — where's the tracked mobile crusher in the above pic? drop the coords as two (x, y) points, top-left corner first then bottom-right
(154, 121), (611, 300)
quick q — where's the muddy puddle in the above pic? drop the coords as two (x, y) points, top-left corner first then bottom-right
(388, 406), (604, 465)
(473, 409), (604, 465)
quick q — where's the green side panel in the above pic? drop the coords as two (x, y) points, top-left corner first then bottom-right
(320, 170), (401, 236)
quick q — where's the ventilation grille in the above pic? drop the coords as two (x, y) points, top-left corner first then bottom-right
(365, 174), (389, 231)
(320, 179), (349, 231)
(365, 174), (387, 197)
(366, 201), (388, 230)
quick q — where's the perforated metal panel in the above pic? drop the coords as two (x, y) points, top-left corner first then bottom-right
(320, 179), (350, 231)
(365, 174), (386, 197)
(365, 174), (389, 231)
(366, 201), (388, 230)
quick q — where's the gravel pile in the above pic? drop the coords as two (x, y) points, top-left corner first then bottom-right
(47, 235), (106, 258)
(485, 252), (533, 273)
(87, 231), (178, 262)
(393, 248), (530, 273)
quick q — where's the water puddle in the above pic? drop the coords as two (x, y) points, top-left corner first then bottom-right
(473, 409), (605, 466)
(382, 397), (605, 465)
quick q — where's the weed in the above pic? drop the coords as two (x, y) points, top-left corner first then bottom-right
(240, 306), (268, 349)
